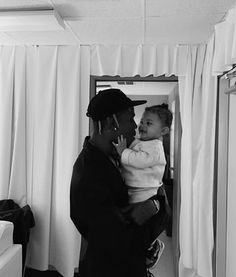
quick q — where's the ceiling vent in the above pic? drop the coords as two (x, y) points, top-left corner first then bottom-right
(117, 81), (133, 85)
(0, 9), (65, 31)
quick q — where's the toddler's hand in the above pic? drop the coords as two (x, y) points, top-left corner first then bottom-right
(112, 135), (127, 156)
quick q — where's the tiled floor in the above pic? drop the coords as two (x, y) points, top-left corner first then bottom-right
(150, 232), (175, 277)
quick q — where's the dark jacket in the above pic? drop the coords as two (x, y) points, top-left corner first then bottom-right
(70, 137), (147, 277)
(0, 199), (35, 272)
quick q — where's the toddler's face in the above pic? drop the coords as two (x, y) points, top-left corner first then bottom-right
(138, 111), (163, 141)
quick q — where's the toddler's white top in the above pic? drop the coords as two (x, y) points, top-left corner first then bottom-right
(121, 138), (166, 203)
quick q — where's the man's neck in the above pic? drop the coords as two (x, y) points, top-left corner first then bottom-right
(89, 134), (113, 156)
(89, 135), (121, 169)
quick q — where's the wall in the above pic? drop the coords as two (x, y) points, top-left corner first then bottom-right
(216, 76), (236, 277)
(97, 81), (176, 96)
(226, 79), (236, 277)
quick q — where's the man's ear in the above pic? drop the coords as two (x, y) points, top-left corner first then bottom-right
(104, 117), (115, 132)
(161, 127), (170, 136)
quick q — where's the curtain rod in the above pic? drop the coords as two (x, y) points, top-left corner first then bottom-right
(24, 43), (205, 47)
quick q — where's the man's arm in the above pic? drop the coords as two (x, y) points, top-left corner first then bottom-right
(122, 197), (163, 226)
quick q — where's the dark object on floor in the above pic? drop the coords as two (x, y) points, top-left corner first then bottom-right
(163, 179), (173, 237)
(25, 267), (79, 277)
(25, 268), (63, 277)
(0, 199), (35, 275)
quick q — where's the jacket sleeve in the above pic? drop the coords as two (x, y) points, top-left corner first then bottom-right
(70, 147), (148, 277)
(70, 164), (129, 238)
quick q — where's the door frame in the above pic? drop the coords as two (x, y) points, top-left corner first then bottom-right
(214, 75), (230, 277)
(215, 67), (236, 277)
(171, 88), (182, 277)
(90, 75), (181, 277)
(90, 75), (178, 134)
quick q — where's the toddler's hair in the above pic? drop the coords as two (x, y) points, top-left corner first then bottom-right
(145, 103), (173, 128)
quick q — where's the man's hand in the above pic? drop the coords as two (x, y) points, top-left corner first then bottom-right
(122, 199), (159, 226)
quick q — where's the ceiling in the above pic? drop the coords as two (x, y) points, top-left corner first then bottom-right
(0, 0), (236, 45)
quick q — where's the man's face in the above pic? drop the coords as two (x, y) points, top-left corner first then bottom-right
(116, 107), (137, 147)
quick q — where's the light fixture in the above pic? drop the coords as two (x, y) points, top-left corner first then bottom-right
(0, 9), (65, 32)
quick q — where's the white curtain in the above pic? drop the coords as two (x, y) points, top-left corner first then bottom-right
(91, 43), (217, 277)
(178, 38), (217, 277)
(0, 41), (221, 277)
(0, 45), (90, 277)
(91, 44), (188, 77)
(212, 8), (236, 74)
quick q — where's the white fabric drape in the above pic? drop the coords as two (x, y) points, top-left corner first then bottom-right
(0, 45), (90, 277)
(0, 40), (222, 277)
(213, 7), (236, 74)
(90, 43), (217, 277)
(91, 44), (188, 77)
(178, 38), (217, 277)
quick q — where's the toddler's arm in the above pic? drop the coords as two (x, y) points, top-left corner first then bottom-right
(121, 144), (161, 168)
(113, 136), (162, 169)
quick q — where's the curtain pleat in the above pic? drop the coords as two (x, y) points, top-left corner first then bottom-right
(48, 46), (82, 277)
(178, 41), (216, 277)
(0, 47), (15, 199)
(28, 46), (59, 268)
(212, 7), (236, 74)
(197, 37), (216, 277)
(91, 44), (188, 77)
(8, 47), (27, 205)
(90, 43), (216, 277)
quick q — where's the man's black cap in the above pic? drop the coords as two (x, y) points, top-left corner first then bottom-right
(86, 88), (147, 121)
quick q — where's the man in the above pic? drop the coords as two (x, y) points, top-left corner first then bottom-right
(70, 89), (167, 277)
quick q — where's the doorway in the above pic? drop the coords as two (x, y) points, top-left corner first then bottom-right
(215, 69), (236, 277)
(89, 75), (181, 277)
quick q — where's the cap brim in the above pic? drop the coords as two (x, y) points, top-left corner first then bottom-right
(131, 100), (147, 107)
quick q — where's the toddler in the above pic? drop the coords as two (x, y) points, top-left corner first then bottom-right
(113, 103), (173, 271)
